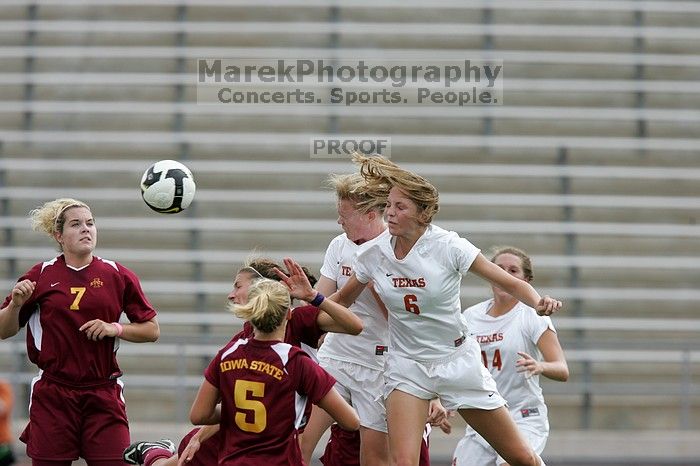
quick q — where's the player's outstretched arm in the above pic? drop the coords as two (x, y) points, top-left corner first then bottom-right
(470, 254), (562, 316)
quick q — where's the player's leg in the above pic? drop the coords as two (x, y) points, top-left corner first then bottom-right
(359, 426), (389, 466)
(386, 390), (430, 466)
(458, 407), (542, 466)
(495, 427), (549, 466)
(300, 405), (335, 464)
(451, 431), (498, 466)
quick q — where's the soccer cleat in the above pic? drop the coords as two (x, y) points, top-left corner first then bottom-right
(123, 439), (176, 465)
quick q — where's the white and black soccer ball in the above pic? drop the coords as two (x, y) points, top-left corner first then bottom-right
(140, 160), (196, 214)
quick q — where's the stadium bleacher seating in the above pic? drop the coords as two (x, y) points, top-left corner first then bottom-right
(1, 0), (699, 462)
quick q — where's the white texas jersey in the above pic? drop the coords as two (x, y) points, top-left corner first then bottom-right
(317, 230), (390, 370)
(353, 224), (480, 361)
(463, 299), (554, 432)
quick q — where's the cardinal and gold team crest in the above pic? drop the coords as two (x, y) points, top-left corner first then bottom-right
(90, 277), (104, 288)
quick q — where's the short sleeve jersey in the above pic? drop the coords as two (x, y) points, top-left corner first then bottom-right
(317, 231), (390, 370)
(463, 299), (555, 421)
(204, 338), (336, 466)
(353, 224), (480, 360)
(1, 255), (156, 385)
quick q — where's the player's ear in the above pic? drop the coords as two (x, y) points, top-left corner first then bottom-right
(286, 308), (293, 321)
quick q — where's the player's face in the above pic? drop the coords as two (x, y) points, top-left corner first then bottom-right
(228, 272), (254, 305)
(385, 187), (422, 237)
(336, 199), (371, 242)
(492, 253), (527, 299)
(55, 207), (96, 256)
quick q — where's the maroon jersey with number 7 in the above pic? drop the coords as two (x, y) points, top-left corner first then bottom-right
(2, 255), (156, 386)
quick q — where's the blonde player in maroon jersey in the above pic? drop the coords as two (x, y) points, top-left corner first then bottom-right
(123, 257), (363, 466)
(0, 198), (160, 466)
(189, 271), (360, 466)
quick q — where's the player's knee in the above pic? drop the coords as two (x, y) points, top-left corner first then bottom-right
(391, 452), (419, 466)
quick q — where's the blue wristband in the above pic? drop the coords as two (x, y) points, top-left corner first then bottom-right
(309, 292), (325, 307)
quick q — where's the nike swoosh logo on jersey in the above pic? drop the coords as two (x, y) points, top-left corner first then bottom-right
(50, 282), (60, 287)
(385, 273), (393, 277)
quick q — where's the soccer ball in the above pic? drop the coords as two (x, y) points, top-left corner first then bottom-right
(140, 160), (196, 214)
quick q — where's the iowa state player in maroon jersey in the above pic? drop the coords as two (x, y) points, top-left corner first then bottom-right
(0, 198), (160, 466)
(190, 276), (359, 466)
(122, 257), (363, 466)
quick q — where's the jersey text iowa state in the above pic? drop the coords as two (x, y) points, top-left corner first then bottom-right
(392, 277), (426, 287)
(220, 358), (284, 380)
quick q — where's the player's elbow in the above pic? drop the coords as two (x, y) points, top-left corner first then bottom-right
(0, 325), (19, 340)
(143, 319), (160, 342)
(549, 362), (569, 382)
(348, 319), (363, 336)
(189, 407), (209, 426)
(338, 411), (360, 431)
(560, 364), (570, 382)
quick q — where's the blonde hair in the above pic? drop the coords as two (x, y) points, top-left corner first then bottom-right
(326, 172), (386, 215)
(351, 153), (439, 224)
(29, 198), (91, 244)
(230, 279), (291, 333)
(490, 246), (534, 282)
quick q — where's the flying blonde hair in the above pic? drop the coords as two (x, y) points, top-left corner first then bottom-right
(229, 279), (291, 334)
(325, 172), (386, 215)
(29, 198), (91, 249)
(351, 153), (439, 224)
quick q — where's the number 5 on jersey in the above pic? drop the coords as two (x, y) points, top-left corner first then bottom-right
(234, 380), (267, 433)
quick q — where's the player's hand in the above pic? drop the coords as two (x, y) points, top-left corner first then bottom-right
(79, 319), (119, 341)
(436, 416), (453, 435)
(10, 280), (36, 307)
(535, 295), (561, 316)
(178, 437), (202, 465)
(516, 351), (542, 378)
(274, 257), (315, 302)
(426, 398), (448, 426)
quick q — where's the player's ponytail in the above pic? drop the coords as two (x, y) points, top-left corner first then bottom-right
(230, 279), (291, 333)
